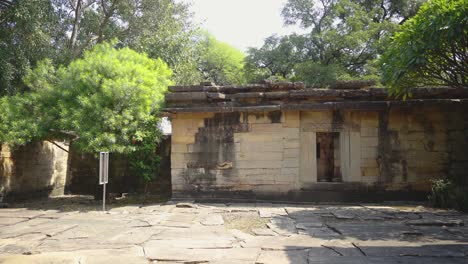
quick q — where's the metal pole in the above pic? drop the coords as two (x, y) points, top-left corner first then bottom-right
(103, 183), (106, 211)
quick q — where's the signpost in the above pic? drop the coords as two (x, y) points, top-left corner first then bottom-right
(99, 152), (109, 211)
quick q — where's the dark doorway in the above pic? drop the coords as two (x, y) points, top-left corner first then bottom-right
(316, 132), (341, 182)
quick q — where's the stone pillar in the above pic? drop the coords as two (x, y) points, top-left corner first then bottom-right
(300, 131), (317, 183)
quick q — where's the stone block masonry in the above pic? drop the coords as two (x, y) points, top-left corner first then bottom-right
(1, 141), (69, 201)
(166, 82), (468, 200)
(171, 111), (301, 196)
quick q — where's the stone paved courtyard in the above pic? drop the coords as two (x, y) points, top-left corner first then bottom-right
(1, 198), (468, 263)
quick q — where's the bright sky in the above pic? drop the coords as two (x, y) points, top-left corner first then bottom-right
(183, 0), (305, 52)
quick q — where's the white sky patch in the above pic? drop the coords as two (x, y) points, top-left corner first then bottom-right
(183, 0), (306, 52)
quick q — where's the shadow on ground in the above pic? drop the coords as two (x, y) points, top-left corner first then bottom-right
(6, 194), (169, 212)
(256, 204), (468, 263)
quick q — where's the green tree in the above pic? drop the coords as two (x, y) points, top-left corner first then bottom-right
(197, 33), (247, 85)
(0, 0), (64, 95)
(246, 0), (425, 87)
(245, 34), (306, 82)
(0, 93), (47, 145)
(13, 42), (173, 154)
(0, 0), (200, 95)
(381, 0), (467, 95)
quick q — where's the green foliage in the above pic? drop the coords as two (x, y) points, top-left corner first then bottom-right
(0, 94), (45, 145)
(381, 0), (467, 96)
(0, 0), (63, 95)
(128, 124), (162, 182)
(55, 42), (172, 153)
(245, 34), (305, 81)
(293, 62), (349, 87)
(429, 178), (468, 212)
(198, 33), (247, 85)
(1, 42), (172, 181)
(20, 42), (173, 155)
(0, 0), (200, 94)
(246, 0), (425, 86)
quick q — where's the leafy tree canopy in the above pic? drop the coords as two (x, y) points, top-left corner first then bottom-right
(245, 34), (306, 82)
(1, 42), (173, 154)
(246, 0), (425, 87)
(381, 0), (467, 95)
(0, 0), (199, 96)
(197, 32), (247, 85)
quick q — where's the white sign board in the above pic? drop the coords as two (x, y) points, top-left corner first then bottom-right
(99, 152), (109, 185)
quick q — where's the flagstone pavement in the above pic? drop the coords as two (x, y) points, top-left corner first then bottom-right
(1, 199), (468, 263)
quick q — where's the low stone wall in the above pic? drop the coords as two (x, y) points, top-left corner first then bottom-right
(0, 137), (172, 201)
(0, 141), (69, 201)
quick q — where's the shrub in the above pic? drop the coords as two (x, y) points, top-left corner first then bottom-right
(428, 178), (468, 212)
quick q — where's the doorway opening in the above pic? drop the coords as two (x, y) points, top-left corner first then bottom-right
(316, 132), (341, 182)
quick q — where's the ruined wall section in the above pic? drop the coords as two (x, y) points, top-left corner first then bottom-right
(300, 107), (466, 192)
(360, 105), (467, 191)
(0, 141), (69, 201)
(171, 111), (300, 196)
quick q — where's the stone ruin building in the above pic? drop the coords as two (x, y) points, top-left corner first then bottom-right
(164, 81), (468, 202)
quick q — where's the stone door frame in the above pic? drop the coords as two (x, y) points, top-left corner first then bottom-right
(299, 121), (361, 186)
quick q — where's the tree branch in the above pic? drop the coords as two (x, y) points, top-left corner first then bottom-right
(46, 140), (69, 153)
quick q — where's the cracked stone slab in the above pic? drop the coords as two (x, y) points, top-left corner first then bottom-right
(151, 226), (233, 240)
(37, 239), (134, 252)
(102, 227), (161, 245)
(322, 240), (364, 256)
(0, 252), (80, 264)
(74, 247), (148, 264)
(0, 210), (45, 219)
(327, 222), (417, 240)
(307, 256), (468, 264)
(246, 235), (324, 251)
(0, 247), (147, 264)
(354, 240), (468, 257)
(134, 213), (168, 226)
(258, 207), (287, 218)
(159, 213), (197, 228)
(145, 237), (235, 250)
(229, 229), (255, 242)
(391, 212), (422, 220)
(296, 222), (324, 231)
(256, 249), (308, 264)
(0, 217), (29, 226)
(308, 246), (342, 257)
(406, 219), (464, 227)
(298, 227), (342, 239)
(332, 210), (357, 220)
(295, 218), (324, 229)
(145, 247), (259, 263)
(410, 226), (463, 241)
(267, 216), (297, 236)
(127, 218), (153, 227)
(0, 233), (47, 255)
(252, 228), (277, 236)
(201, 214), (224, 226)
(227, 205), (258, 212)
(285, 207), (333, 217)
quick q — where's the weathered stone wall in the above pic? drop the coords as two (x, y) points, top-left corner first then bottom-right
(374, 105), (468, 190)
(0, 141), (69, 201)
(68, 136), (172, 197)
(171, 111), (300, 196)
(171, 104), (468, 198)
